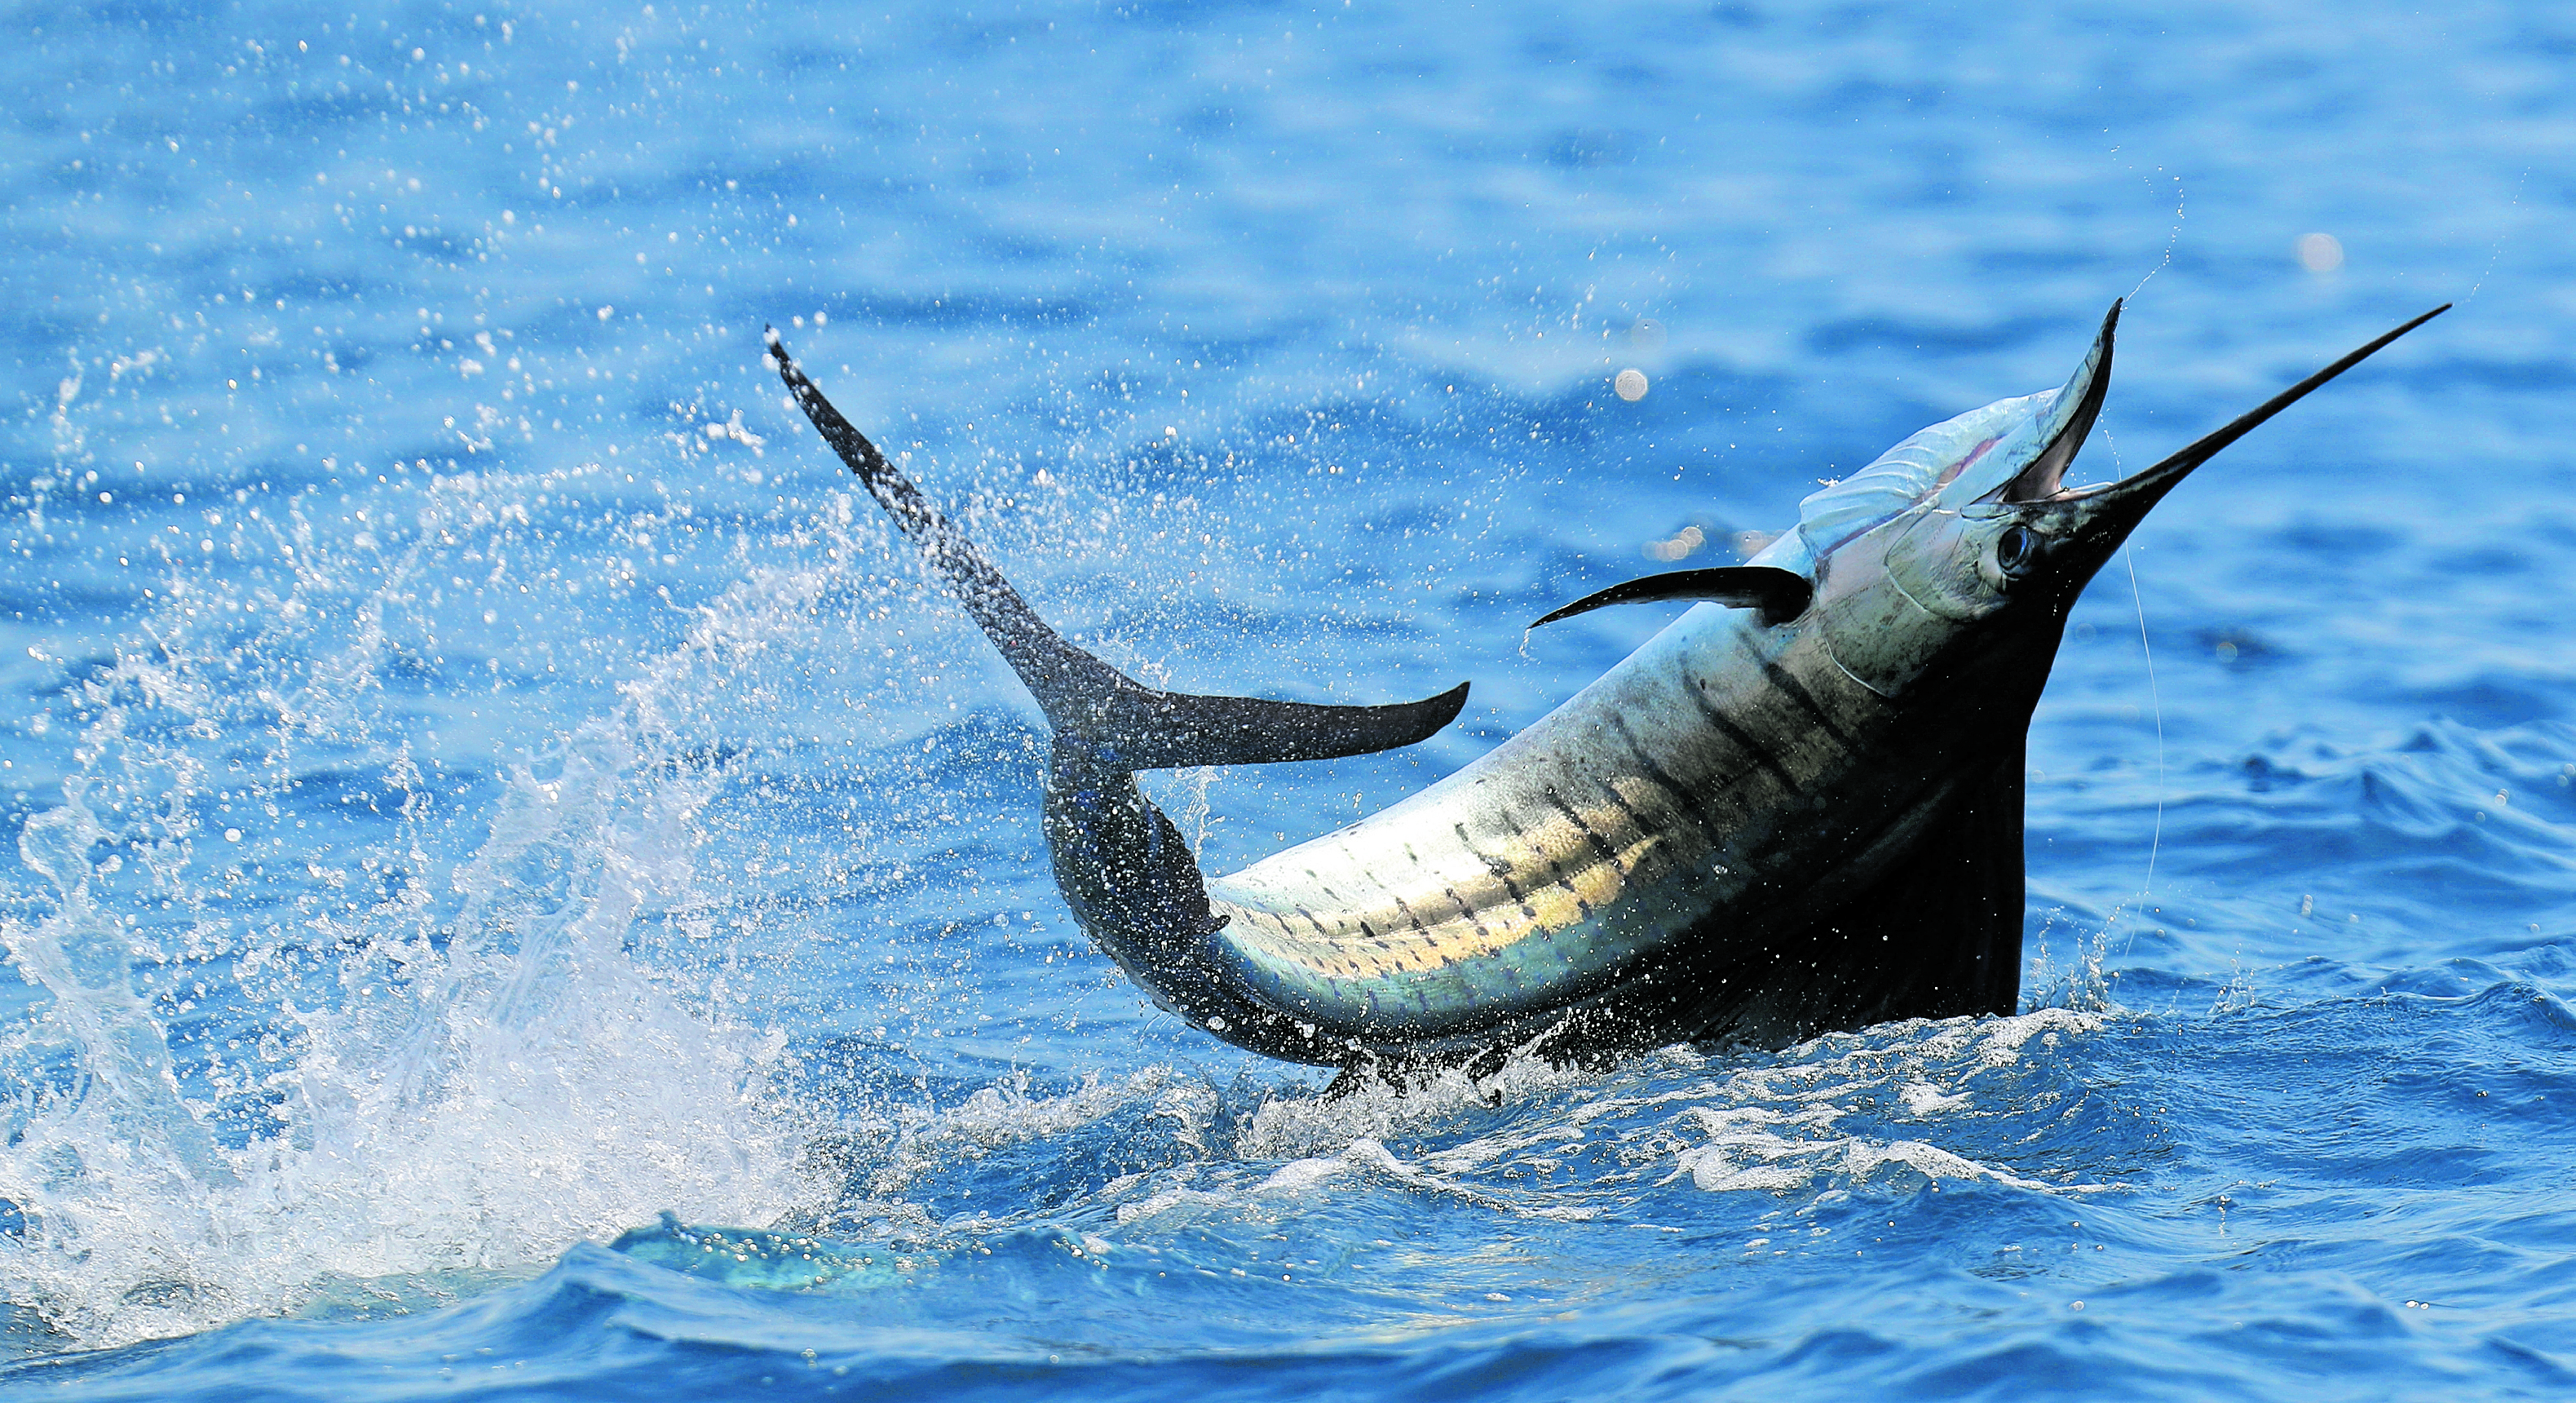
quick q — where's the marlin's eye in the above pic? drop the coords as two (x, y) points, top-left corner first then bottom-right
(1994, 524), (2039, 578)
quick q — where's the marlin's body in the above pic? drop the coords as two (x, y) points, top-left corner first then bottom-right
(769, 303), (2442, 1069)
(1195, 587), (2021, 1059)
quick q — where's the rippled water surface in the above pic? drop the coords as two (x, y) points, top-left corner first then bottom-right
(2, 0), (2572, 1397)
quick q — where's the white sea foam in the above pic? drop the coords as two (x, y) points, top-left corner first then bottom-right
(1110, 1008), (2123, 1239)
(848, 1065), (1221, 1199)
(1229, 1009), (2119, 1215)
(1629, 1009), (2116, 1200)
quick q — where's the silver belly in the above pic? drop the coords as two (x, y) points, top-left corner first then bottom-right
(1202, 603), (1902, 1036)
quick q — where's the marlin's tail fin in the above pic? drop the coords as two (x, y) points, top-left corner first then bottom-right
(767, 330), (1469, 772)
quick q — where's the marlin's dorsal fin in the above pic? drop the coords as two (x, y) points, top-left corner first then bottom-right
(1531, 566), (1813, 630)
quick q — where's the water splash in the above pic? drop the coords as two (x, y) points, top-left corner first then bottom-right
(0, 471), (824, 1348)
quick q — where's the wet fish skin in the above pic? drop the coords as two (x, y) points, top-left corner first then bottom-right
(769, 303), (2446, 1066)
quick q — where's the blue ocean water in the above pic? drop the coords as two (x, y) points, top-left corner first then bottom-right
(1, 0), (2571, 1396)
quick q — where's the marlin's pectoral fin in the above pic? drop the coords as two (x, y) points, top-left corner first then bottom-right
(1531, 565), (1813, 630)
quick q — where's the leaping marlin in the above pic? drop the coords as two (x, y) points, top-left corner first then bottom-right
(766, 302), (2445, 1069)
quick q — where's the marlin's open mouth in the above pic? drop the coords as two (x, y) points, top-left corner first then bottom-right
(2024, 303), (2449, 586)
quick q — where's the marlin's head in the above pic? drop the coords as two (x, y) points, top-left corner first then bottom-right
(1798, 302), (2446, 702)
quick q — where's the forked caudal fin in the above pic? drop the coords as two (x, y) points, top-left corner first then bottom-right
(766, 330), (1469, 772)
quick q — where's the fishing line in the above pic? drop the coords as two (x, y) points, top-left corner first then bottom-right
(2119, 159), (2185, 304)
(2122, 542), (2167, 909)
(2091, 418), (2166, 976)
(2463, 166), (2526, 304)
(2089, 154), (2181, 961)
